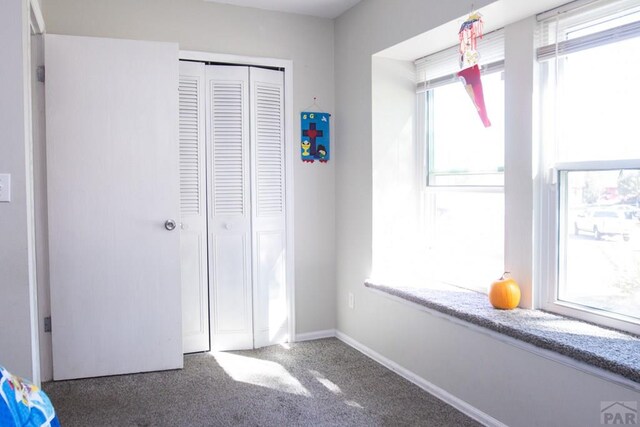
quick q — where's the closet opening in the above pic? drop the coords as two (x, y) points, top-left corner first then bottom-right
(178, 52), (295, 354)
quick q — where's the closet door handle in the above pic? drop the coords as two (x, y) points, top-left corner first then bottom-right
(164, 219), (177, 231)
(225, 223), (232, 230)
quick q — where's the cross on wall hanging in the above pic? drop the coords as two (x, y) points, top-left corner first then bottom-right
(301, 111), (330, 163)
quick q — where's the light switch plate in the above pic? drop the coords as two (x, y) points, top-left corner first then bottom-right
(0, 174), (11, 202)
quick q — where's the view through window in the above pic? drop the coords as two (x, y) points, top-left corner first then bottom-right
(425, 70), (505, 292)
(561, 170), (640, 320)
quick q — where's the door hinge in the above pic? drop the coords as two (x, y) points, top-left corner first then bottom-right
(37, 66), (45, 83)
(44, 316), (51, 333)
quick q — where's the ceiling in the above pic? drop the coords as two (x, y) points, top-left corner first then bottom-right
(204, 0), (362, 19)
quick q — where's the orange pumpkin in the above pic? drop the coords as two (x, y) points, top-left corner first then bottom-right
(489, 272), (521, 310)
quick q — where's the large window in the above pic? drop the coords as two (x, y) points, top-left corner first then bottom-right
(539, 0), (640, 334)
(417, 31), (505, 292)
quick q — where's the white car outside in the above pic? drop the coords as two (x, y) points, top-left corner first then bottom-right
(574, 208), (635, 241)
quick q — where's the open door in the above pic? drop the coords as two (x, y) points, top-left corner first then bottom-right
(45, 35), (183, 380)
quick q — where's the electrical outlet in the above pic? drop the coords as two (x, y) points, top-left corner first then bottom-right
(348, 292), (354, 309)
(0, 174), (11, 202)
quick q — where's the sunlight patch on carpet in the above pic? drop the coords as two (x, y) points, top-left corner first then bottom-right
(344, 400), (364, 409)
(309, 370), (342, 395)
(214, 352), (311, 397)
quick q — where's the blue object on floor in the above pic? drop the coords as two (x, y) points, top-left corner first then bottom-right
(0, 366), (59, 427)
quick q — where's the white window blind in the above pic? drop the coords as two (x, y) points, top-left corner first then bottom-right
(537, 0), (640, 62)
(415, 28), (505, 92)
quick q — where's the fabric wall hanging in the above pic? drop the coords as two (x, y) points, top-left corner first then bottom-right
(301, 112), (330, 163)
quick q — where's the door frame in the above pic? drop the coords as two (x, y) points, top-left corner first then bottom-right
(25, 0), (46, 386)
(179, 50), (296, 344)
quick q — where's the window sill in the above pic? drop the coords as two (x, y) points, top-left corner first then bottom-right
(365, 279), (640, 386)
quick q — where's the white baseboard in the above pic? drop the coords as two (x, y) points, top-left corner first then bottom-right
(294, 329), (336, 342)
(335, 330), (507, 427)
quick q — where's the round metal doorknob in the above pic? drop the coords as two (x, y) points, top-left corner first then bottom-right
(164, 219), (177, 231)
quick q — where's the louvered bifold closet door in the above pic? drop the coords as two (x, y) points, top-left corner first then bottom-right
(250, 67), (287, 348)
(179, 61), (210, 353)
(206, 65), (254, 351)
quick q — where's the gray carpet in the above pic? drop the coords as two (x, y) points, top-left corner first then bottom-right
(43, 338), (480, 427)
(366, 280), (640, 383)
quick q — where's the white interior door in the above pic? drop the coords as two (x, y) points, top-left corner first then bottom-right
(206, 65), (254, 351)
(250, 68), (288, 348)
(45, 34), (183, 380)
(179, 61), (210, 353)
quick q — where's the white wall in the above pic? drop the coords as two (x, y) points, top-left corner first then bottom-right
(0, 0), (36, 380)
(335, 0), (640, 426)
(371, 56), (421, 281)
(41, 0), (336, 379)
(334, 0), (490, 340)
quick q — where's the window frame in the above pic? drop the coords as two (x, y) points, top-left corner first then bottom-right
(537, 4), (640, 335)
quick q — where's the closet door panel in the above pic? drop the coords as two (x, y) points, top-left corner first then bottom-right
(179, 61), (210, 353)
(206, 65), (253, 351)
(250, 67), (287, 348)
(212, 234), (252, 346)
(254, 231), (287, 346)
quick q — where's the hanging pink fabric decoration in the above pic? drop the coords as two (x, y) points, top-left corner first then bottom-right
(457, 11), (491, 128)
(457, 65), (491, 127)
